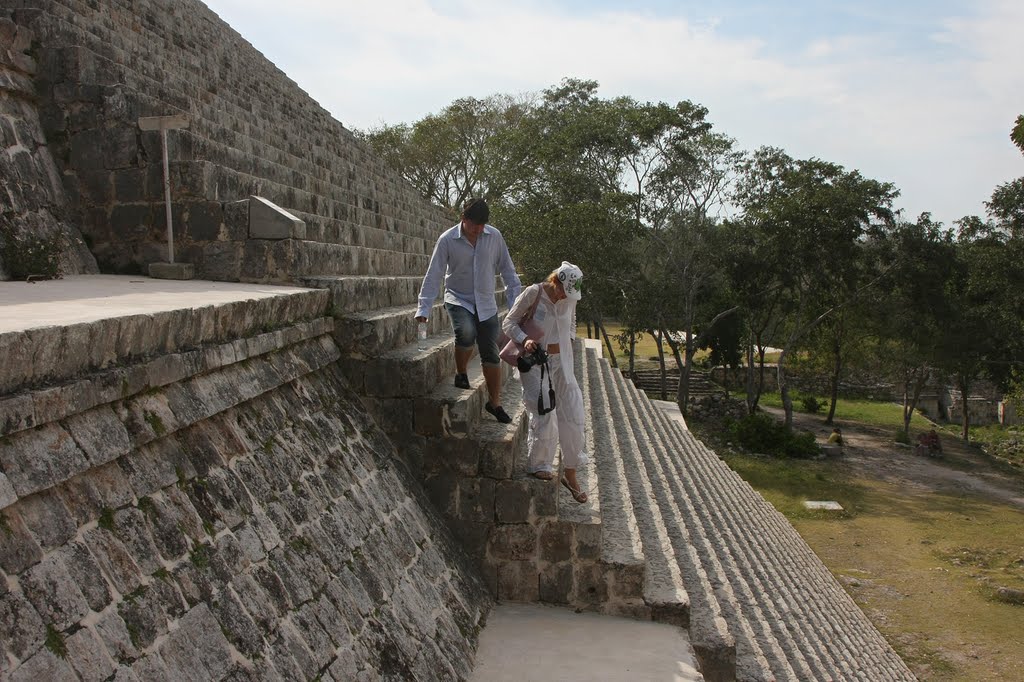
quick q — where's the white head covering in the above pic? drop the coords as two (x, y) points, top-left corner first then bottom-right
(556, 261), (583, 301)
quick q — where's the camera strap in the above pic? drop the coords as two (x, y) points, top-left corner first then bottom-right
(537, 359), (557, 415)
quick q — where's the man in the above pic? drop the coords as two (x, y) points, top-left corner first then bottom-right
(416, 198), (521, 423)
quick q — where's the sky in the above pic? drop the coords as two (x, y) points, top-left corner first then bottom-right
(202, 0), (1023, 228)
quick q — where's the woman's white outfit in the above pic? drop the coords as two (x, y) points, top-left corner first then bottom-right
(502, 283), (588, 475)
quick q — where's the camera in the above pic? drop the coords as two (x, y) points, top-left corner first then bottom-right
(517, 346), (549, 373)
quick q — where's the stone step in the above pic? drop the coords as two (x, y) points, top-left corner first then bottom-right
(332, 300), (445, 357)
(338, 329), (455, 399)
(635, 387), (915, 679)
(614, 376), (788, 681)
(574, 346), (660, 621)
(592, 354), (743, 681)
(298, 275), (424, 314)
(424, 375), (534, 567)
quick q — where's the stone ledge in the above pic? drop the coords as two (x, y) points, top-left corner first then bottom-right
(0, 332), (340, 506)
(0, 317), (333, 438)
(0, 276), (329, 394)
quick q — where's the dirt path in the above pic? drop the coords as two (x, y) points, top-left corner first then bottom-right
(761, 406), (1024, 510)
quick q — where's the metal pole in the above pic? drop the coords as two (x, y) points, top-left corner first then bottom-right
(161, 127), (174, 263)
(139, 114), (188, 265)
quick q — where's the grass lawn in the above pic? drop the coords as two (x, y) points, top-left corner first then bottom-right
(757, 391), (935, 432)
(577, 322), (710, 367)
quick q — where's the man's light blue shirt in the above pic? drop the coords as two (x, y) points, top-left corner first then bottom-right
(417, 223), (522, 320)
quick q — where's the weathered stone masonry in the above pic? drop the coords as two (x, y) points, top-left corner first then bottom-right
(0, 290), (490, 680)
(0, 11), (97, 279)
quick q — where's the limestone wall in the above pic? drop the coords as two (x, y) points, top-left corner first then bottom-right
(10, 0), (451, 281)
(0, 292), (489, 679)
(0, 11), (97, 280)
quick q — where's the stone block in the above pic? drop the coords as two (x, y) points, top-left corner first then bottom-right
(8, 646), (77, 682)
(496, 560), (539, 602)
(291, 601), (334, 670)
(479, 438), (514, 479)
(575, 522), (602, 561)
(574, 563), (608, 605)
(113, 168), (150, 203)
(609, 562), (645, 602)
(0, 422), (89, 498)
(62, 405), (132, 466)
(538, 563), (574, 604)
(148, 261), (195, 280)
(16, 490), (76, 550)
(249, 196), (305, 240)
(58, 541), (112, 612)
(180, 200), (224, 242)
(456, 477), (495, 523)
(21, 552), (91, 630)
(65, 626), (117, 682)
(0, 591), (45, 660)
(423, 438), (479, 477)
(94, 609), (140, 666)
(211, 588), (264, 659)
(489, 524), (537, 562)
(112, 507), (163, 575)
(494, 480), (531, 524)
(201, 240), (242, 281)
(82, 527), (144, 596)
(160, 605), (234, 680)
(0, 472), (15, 509)
(55, 461), (135, 526)
(117, 439), (187, 500)
(0, 393), (35, 437)
(539, 521), (574, 564)
(0, 331), (32, 395)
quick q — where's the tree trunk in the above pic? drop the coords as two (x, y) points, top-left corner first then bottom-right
(665, 328), (688, 416)
(825, 338), (842, 425)
(902, 366), (929, 435)
(653, 329), (667, 401)
(958, 374), (971, 441)
(778, 347), (793, 428)
(745, 332), (756, 416)
(628, 332), (636, 376)
(586, 321), (593, 338)
(595, 315), (618, 368)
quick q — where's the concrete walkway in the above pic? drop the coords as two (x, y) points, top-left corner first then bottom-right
(471, 603), (703, 682)
(0, 274), (312, 333)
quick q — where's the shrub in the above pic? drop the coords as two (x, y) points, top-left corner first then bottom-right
(893, 429), (911, 445)
(801, 395), (822, 414)
(727, 412), (820, 459)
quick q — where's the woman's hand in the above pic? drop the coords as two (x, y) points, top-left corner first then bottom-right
(524, 339), (538, 352)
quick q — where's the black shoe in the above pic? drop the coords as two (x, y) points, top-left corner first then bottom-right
(485, 402), (512, 424)
(454, 373), (471, 389)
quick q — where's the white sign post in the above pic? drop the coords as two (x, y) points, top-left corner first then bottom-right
(138, 114), (191, 278)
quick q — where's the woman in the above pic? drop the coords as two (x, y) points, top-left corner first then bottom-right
(502, 261), (589, 503)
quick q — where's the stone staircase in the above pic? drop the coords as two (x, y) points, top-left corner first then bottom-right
(314, 273), (916, 680)
(628, 366), (726, 400)
(579, 345), (915, 681)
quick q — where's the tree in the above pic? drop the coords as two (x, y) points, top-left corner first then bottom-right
(734, 148), (898, 427)
(357, 93), (534, 211)
(867, 214), (957, 435)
